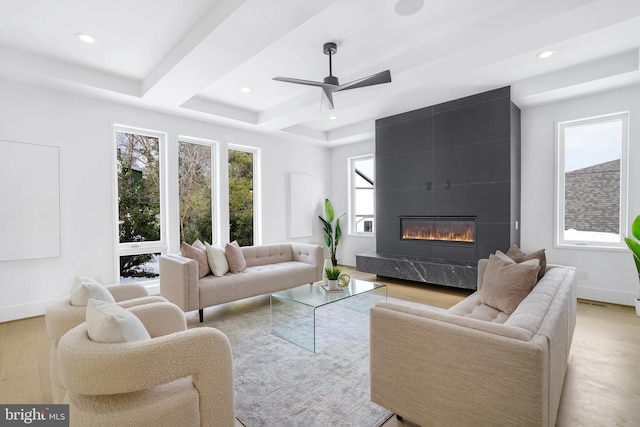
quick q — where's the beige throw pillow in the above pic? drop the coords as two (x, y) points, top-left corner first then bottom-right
(70, 276), (116, 307)
(478, 254), (540, 315)
(181, 240), (211, 278)
(85, 298), (151, 343)
(225, 242), (246, 273)
(506, 244), (547, 281)
(205, 242), (229, 276)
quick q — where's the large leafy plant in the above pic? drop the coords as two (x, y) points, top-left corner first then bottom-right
(318, 198), (344, 267)
(624, 215), (640, 287)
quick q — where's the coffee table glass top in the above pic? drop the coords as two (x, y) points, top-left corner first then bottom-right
(270, 278), (387, 352)
(271, 278), (385, 308)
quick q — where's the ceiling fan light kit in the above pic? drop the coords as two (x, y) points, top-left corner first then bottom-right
(273, 42), (391, 110)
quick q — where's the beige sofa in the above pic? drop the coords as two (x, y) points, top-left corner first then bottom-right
(370, 259), (577, 427)
(160, 242), (324, 322)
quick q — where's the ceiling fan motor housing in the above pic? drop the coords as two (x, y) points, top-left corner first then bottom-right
(324, 75), (339, 85)
(323, 42), (337, 55)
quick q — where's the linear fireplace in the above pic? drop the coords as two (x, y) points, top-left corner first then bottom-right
(400, 216), (476, 246)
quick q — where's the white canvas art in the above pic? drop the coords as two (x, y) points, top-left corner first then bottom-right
(0, 140), (61, 261)
(288, 173), (312, 238)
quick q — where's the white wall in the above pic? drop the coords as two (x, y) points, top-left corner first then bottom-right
(521, 85), (640, 306)
(329, 140), (376, 266)
(0, 79), (328, 322)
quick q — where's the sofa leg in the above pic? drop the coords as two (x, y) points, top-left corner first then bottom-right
(396, 414), (403, 421)
(199, 309), (204, 323)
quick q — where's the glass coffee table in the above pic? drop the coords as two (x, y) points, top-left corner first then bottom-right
(270, 278), (387, 352)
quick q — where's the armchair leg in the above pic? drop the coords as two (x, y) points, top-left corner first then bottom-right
(396, 414), (403, 421)
(199, 309), (204, 323)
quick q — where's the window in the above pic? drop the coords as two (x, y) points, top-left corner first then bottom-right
(179, 139), (215, 244)
(115, 126), (165, 283)
(228, 146), (259, 246)
(556, 112), (628, 247)
(349, 155), (375, 234)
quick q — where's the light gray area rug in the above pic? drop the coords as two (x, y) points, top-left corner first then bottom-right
(198, 296), (438, 427)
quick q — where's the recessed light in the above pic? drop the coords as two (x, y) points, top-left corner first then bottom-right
(240, 87), (251, 93)
(329, 116), (337, 120)
(395, 0), (424, 16)
(537, 50), (556, 59)
(75, 33), (96, 44)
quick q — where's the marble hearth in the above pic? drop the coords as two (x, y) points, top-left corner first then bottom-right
(356, 252), (477, 290)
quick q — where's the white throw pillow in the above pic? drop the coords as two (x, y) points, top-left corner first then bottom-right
(85, 298), (151, 343)
(205, 242), (229, 276)
(70, 276), (116, 307)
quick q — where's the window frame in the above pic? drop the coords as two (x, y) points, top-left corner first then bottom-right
(228, 144), (261, 245)
(178, 136), (218, 245)
(555, 111), (629, 250)
(348, 154), (375, 236)
(113, 125), (167, 284)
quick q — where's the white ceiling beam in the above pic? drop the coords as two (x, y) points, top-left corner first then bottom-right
(181, 96), (258, 124)
(141, 0), (340, 106)
(513, 49), (640, 106)
(0, 45), (140, 96)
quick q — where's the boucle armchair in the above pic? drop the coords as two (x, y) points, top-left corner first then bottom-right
(56, 301), (235, 427)
(45, 282), (164, 403)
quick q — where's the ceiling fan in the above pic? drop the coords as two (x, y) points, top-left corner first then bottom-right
(273, 42), (392, 110)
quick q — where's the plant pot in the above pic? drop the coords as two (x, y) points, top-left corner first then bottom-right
(327, 279), (338, 291)
(322, 259), (332, 285)
(635, 298), (640, 317)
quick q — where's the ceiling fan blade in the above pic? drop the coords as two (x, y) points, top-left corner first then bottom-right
(335, 70), (391, 92)
(320, 87), (335, 110)
(273, 76), (328, 88)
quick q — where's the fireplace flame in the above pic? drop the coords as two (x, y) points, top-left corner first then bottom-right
(402, 224), (475, 243)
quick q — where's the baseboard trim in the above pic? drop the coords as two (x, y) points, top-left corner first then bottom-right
(577, 286), (635, 307)
(0, 298), (58, 323)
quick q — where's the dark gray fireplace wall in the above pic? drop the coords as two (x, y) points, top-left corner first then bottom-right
(363, 86), (521, 288)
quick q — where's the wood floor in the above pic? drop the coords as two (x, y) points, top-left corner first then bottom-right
(1, 267), (639, 426)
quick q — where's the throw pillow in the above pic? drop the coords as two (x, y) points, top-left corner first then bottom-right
(70, 276), (116, 307)
(225, 242), (246, 273)
(506, 244), (547, 281)
(205, 242), (229, 276)
(85, 298), (151, 343)
(181, 240), (211, 278)
(478, 254), (540, 315)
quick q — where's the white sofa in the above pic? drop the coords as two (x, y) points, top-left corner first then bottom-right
(370, 259), (577, 427)
(160, 242), (323, 322)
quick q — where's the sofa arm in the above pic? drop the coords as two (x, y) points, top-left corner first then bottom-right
(159, 254), (199, 312)
(106, 283), (149, 301)
(370, 302), (549, 426)
(290, 242), (324, 281)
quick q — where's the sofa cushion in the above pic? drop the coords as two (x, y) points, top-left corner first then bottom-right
(225, 242), (246, 273)
(447, 293), (510, 324)
(478, 255), (540, 315)
(85, 298), (150, 343)
(506, 244), (547, 281)
(241, 244), (294, 267)
(70, 276), (116, 307)
(205, 242), (229, 276)
(181, 240), (210, 279)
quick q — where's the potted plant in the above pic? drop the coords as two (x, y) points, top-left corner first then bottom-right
(325, 266), (341, 290)
(623, 214), (640, 316)
(318, 198), (345, 267)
